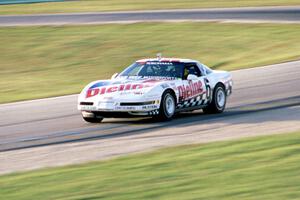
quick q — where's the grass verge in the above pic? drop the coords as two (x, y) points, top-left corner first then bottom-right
(1, 22), (300, 103)
(1, 0), (300, 15)
(1, 131), (300, 200)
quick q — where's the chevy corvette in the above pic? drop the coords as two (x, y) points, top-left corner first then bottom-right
(78, 56), (232, 122)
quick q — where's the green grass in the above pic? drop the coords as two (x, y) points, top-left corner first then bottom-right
(1, 0), (300, 15)
(1, 131), (300, 200)
(1, 22), (300, 103)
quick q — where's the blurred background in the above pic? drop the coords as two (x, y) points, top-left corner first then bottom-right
(1, 0), (300, 103)
(0, 1), (300, 200)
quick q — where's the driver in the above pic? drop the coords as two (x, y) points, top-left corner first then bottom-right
(183, 67), (190, 80)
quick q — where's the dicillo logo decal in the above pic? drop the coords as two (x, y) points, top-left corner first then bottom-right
(86, 83), (153, 98)
(178, 80), (204, 101)
(86, 79), (205, 101)
(86, 80), (162, 98)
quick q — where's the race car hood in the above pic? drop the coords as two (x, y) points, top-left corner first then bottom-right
(78, 76), (176, 102)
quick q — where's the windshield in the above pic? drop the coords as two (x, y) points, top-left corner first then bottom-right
(119, 61), (184, 78)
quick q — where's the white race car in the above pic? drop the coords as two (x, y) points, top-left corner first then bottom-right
(78, 56), (233, 122)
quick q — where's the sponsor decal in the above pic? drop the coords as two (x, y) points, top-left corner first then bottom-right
(86, 79), (205, 101)
(141, 77), (178, 81)
(80, 105), (97, 111)
(146, 61), (174, 65)
(142, 105), (158, 109)
(115, 106), (137, 110)
(177, 80), (204, 101)
(86, 83), (154, 98)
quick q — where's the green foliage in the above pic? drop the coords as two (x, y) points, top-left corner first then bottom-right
(1, 23), (300, 103)
(1, 0), (300, 15)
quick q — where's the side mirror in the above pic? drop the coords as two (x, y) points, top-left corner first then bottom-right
(111, 73), (119, 80)
(187, 74), (198, 80)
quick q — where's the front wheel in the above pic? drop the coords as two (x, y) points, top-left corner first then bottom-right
(154, 91), (176, 121)
(82, 111), (103, 123)
(203, 84), (226, 114)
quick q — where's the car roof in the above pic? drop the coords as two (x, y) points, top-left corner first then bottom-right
(136, 58), (199, 63)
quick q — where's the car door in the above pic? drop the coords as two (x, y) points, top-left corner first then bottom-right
(177, 63), (209, 108)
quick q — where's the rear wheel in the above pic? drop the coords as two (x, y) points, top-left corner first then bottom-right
(154, 91), (176, 121)
(203, 84), (226, 114)
(82, 111), (103, 123)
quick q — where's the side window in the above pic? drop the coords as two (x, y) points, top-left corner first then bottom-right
(197, 63), (207, 76)
(202, 64), (213, 75)
(183, 63), (202, 79)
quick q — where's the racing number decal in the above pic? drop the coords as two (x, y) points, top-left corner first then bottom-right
(204, 78), (212, 102)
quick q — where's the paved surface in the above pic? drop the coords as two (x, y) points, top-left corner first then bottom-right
(1, 6), (300, 26)
(0, 61), (300, 174)
(0, 0), (66, 5)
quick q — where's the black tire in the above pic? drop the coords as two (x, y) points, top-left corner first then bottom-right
(203, 84), (226, 114)
(82, 112), (103, 123)
(154, 91), (176, 121)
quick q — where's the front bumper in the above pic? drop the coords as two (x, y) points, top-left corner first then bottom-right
(78, 100), (160, 113)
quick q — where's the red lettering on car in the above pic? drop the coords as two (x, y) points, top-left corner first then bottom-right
(100, 87), (106, 95)
(107, 86), (118, 93)
(86, 88), (99, 98)
(177, 81), (204, 101)
(119, 84), (125, 91)
(132, 84), (143, 90)
(125, 84), (131, 90)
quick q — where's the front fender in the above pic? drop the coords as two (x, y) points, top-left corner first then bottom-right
(145, 83), (179, 104)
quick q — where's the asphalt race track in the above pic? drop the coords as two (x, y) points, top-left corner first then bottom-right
(0, 61), (300, 174)
(1, 6), (300, 26)
(1, 61), (300, 150)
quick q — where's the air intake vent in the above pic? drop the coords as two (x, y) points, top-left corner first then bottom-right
(120, 101), (155, 106)
(80, 102), (93, 106)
